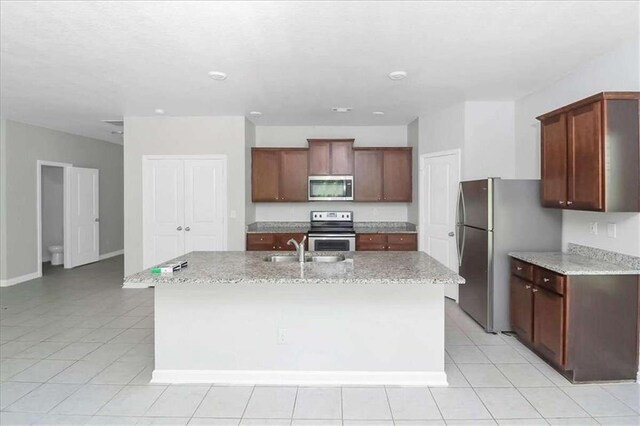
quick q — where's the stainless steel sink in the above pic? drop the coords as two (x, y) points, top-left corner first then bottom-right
(263, 255), (299, 262)
(263, 254), (346, 263)
(307, 255), (346, 263)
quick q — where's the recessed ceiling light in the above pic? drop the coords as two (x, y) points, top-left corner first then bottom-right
(154, 108), (165, 115)
(388, 71), (407, 80)
(372, 111), (385, 115)
(111, 130), (124, 135)
(208, 71), (228, 81)
(331, 107), (352, 113)
(249, 111), (262, 117)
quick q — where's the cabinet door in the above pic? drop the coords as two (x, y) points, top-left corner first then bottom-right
(275, 233), (307, 251)
(356, 234), (387, 251)
(387, 234), (417, 251)
(510, 276), (534, 344)
(540, 114), (568, 208)
(567, 101), (604, 211)
(354, 150), (383, 201)
(246, 234), (277, 251)
(308, 141), (331, 175)
(331, 141), (354, 175)
(533, 286), (565, 366)
(383, 149), (412, 201)
(279, 150), (308, 201)
(252, 149), (280, 201)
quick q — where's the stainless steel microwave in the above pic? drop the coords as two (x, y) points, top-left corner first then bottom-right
(308, 176), (354, 201)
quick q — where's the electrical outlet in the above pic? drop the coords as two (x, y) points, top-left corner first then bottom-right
(607, 223), (617, 238)
(589, 222), (598, 235)
(277, 328), (287, 345)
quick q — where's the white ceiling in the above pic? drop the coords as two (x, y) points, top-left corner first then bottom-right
(1, 1), (638, 144)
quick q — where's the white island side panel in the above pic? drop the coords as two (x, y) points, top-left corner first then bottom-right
(152, 282), (447, 386)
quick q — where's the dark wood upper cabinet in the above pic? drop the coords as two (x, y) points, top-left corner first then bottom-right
(251, 149), (280, 202)
(383, 149), (412, 202)
(540, 114), (568, 208)
(354, 150), (383, 201)
(354, 148), (412, 202)
(251, 148), (308, 202)
(307, 139), (354, 175)
(279, 150), (308, 202)
(537, 92), (639, 212)
(567, 101), (603, 210)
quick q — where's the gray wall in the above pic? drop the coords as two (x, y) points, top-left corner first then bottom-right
(245, 119), (256, 225)
(41, 166), (64, 261)
(123, 116), (247, 276)
(407, 118), (419, 225)
(0, 119), (124, 281)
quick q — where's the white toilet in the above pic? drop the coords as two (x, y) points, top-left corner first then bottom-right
(48, 245), (64, 266)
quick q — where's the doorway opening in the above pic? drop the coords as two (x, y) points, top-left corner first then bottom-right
(37, 161), (71, 276)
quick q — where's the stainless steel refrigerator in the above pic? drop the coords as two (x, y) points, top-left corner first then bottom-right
(456, 178), (562, 333)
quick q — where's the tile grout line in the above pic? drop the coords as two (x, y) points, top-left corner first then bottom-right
(289, 385), (299, 426)
(188, 383), (214, 421)
(382, 386), (395, 425)
(239, 385), (256, 422)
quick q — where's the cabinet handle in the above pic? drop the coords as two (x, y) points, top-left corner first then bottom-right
(516, 266), (523, 271)
(272, 246), (276, 249)
(543, 278), (550, 282)
(532, 288), (539, 292)
(176, 226), (183, 231)
(185, 226), (191, 231)
(567, 201), (573, 205)
(559, 201), (565, 205)
(525, 285), (531, 289)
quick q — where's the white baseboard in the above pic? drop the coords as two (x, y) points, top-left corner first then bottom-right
(151, 369), (449, 386)
(0, 271), (42, 287)
(99, 249), (124, 260)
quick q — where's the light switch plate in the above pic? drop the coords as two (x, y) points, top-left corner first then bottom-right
(607, 223), (617, 238)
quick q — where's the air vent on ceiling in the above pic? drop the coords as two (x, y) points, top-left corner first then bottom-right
(100, 119), (124, 127)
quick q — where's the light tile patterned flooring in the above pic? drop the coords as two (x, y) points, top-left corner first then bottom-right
(1, 256), (639, 425)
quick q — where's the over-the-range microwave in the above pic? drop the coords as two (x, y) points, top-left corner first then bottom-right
(308, 175), (353, 201)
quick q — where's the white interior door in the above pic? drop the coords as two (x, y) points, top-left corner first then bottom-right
(420, 151), (460, 300)
(144, 160), (185, 268)
(184, 159), (227, 252)
(66, 167), (100, 268)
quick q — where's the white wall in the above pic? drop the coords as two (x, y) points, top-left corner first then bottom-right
(419, 101), (516, 180)
(407, 119), (420, 224)
(245, 119), (256, 224)
(514, 37), (640, 256)
(41, 166), (64, 262)
(123, 116), (247, 275)
(253, 125), (411, 222)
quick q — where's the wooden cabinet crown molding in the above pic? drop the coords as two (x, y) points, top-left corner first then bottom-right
(536, 92), (639, 121)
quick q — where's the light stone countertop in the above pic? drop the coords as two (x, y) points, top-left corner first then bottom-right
(508, 250), (640, 276)
(246, 222), (417, 234)
(123, 251), (464, 287)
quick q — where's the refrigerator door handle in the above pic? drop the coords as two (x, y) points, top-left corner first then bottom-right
(458, 225), (466, 267)
(456, 183), (466, 225)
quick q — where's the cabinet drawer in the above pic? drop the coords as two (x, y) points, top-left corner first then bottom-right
(534, 267), (566, 295)
(356, 234), (386, 251)
(246, 234), (276, 250)
(387, 234), (417, 251)
(511, 259), (534, 281)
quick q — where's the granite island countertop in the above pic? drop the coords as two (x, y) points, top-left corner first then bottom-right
(246, 221), (417, 234)
(509, 243), (640, 276)
(123, 251), (464, 287)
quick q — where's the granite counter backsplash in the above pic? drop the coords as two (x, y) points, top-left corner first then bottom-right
(246, 221), (416, 234)
(509, 243), (640, 276)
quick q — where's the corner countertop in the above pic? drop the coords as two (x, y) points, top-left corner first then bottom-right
(123, 251), (464, 287)
(246, 222), (417, 234)
(509, 244), (640, 276)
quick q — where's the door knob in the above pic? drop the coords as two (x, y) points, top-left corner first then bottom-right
(185, 226), (191, 231)
(95, 218), (100, 222)
(448, 232), (454, 237)
(177, 226), (183, 231)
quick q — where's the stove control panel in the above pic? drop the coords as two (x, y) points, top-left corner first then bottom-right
(311, 211), (353, 222)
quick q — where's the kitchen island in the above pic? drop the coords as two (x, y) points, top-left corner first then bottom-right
(124, 251), (464, 386)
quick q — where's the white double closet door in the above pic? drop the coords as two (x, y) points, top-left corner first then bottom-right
(144, 157), (227, 268)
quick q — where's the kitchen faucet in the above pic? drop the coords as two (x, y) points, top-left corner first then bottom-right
(287, 236), (307, 263)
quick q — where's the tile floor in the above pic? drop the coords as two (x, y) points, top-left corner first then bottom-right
(1, 256), (639, 425)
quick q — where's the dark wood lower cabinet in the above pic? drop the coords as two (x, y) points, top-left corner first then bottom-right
(356, 233), (417, 251)
(246, 233), (307, 251)
(509, 257), (639, 383)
